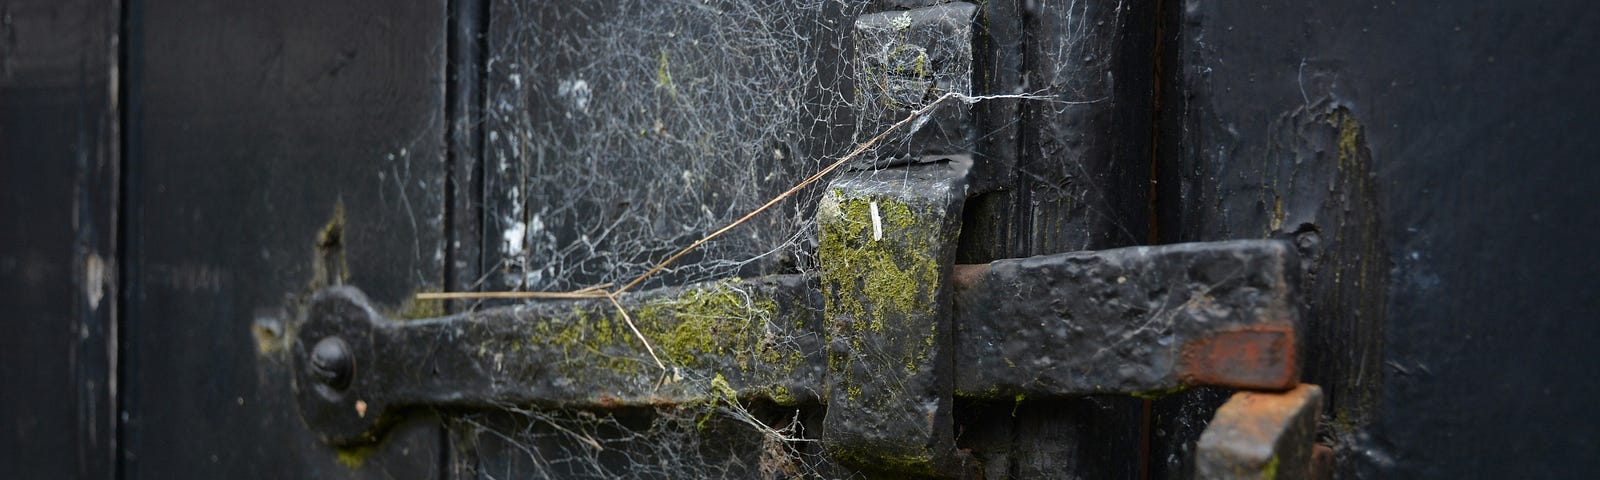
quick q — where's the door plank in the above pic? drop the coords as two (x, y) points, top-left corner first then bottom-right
(0, 0), (119, 477)
(122, 0), (450, 477)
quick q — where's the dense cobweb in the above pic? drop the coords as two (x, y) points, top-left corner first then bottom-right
(484, 0), (877, 294)
(457, 0), (984, 477)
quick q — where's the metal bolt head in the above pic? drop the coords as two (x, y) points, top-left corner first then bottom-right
(309, 336), (354, 391)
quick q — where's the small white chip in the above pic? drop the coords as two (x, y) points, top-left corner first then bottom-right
(870, 201), (883, 241)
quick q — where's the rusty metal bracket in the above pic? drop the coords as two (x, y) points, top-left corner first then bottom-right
(1195, 384), (1325, 480)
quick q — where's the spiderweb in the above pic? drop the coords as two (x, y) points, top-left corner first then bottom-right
(484, 0), (869, 294)
(456, 1), (999, 477)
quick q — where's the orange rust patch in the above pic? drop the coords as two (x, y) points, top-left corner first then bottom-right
(1180, 322), (1298, 390)
(1196, 384), (1323, 478)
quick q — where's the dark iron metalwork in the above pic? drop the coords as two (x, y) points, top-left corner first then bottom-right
(953, 239), (1302, 398)
(816, 156), (970, 473)
(308, 336), (355, 393)
(852, 2), (978, 166)
(293, 239), (1301, 447)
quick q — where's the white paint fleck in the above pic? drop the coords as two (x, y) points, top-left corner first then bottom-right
(503, 221), (527, 257)
(85, 254), (106, 311)
(869, 201), (882, 241)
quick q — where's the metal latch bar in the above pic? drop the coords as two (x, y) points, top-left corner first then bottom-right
(292, 239), (1300, 447)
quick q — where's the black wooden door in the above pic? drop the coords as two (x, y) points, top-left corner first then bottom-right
(4, 0), (1599, 478)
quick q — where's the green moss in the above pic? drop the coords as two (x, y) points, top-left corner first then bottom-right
(818, 192), (941, 332)
(334, 443), (379, 469)
(311, 203), (349, 289)
(525, 305), (643, 378)
(769, 385), (798, 406)
(818, 189), (950, 408)
(953, 385), (1004, 400)
(656, 50), (677, 101)
(389, 289), (444, 320)
(251, 322), (282, 354)
(1336, 109), (1362, 170)
(1262, 453), (1280, 479)
(1270, 195), (1285, 234)
(657, 51), (670, 85)
(315, 203), (344, 250)
(694, 372), (744, 431)
(637, 281), (780, 370)
(511, 280), (801, 385)
(830, 447), (939, 478)
(710, 372), (737, 402)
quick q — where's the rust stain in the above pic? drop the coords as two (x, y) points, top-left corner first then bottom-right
(1310, 443), (1335, 480)
(1196, 384), (1324, 479)
(1179, 322), (1298, 390)
(1211, 385), (1315, 440)
(948, 263), (990, 293)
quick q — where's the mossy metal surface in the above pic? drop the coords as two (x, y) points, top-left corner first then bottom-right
(816, 158), (968, 474)
(455, 276), (825, 407)
(293, 277), (826, 446)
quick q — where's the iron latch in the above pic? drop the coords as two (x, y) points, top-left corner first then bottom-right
(290, 2), (1328, 475)
(292, 160), (1310, 478)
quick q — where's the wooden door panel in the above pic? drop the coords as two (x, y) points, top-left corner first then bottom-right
(1152, 1), (1600, 477)
(7, 0), (1596, 478)
(122, 0), (450, 477)
(0, 1), (119, 477)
